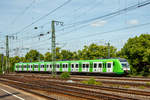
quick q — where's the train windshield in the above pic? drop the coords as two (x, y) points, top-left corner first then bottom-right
(121, 62), (129, 68)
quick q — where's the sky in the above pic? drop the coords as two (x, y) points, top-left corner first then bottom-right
(0, 0), (150, 56)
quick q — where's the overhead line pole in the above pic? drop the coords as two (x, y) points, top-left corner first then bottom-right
(107, 41), (110, 59)
(6, 35), (9, 73)
(51, 20), (56, 75)
(51, 20), (63, 76)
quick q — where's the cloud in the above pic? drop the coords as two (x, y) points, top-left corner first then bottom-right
(91, 20), (107, 27)
(128, 19), (139, 25)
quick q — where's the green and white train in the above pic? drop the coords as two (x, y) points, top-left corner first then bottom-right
(15, 58), (130, 75)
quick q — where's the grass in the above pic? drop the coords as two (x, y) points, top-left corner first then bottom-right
(138, 86), (146, 89)
(80, 77), (103, 86)
(123, 85), (130, 88)
(60, 72), (70, 79)
(146, 82), (150, 86)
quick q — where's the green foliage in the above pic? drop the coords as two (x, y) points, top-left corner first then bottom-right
(52, 74), (56, 78)
(123, 85), (130, 88)
(78, 44), (117, 60)
(146, 82), (150, 86)
(44, 52), (52, 61)
(138, 86), (145, 89)
(25, 50), (44, 62)
(60, 72), (70, 79)
(119, 34), (150, 75)
(80, 77), (102, 85)
(80, 81), (88, 84)
(87, 77), (96, 85)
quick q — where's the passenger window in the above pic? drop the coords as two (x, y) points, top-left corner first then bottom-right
(94, 63), (97, 68)
(71, 64), (74, 68)
(24, 65), (26, 68)
(19, 65), (22, 68)
(107, 63), (111, 68)
(57, 64), (60, 68)
(98, 63), (102, 68)
(76, 64), (79, 68)
(63, 64), (65, 68)
(41, 65), (44, 68)
(86, 64), (89, 68)
(50, 65), (52, 68)
(83, 64), (85, 68)
(35, 65), (38, 68)
(31, 65), (32, 68)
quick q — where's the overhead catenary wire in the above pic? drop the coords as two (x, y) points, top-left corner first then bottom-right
(54, 0), (150, 38)
(58, 0), (150, 31)
(10, 0), (72, 36)
(59, 21), (150, 42)
(11, 0), (36, 24)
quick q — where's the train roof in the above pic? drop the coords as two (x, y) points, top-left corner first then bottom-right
(15, 58), (120, 65)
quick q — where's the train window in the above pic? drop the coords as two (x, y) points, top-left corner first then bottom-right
(47, 65), (49, 68)
(63, 64), (65, 68)
(50, 64), (52, 68)
(34, 65), (38, 68)
(83, 64), (85, 68)
(17, 65), (19, 68)
(86, 64), (89, 68)
(41, 65), (44, 68)
(57, 64), (60, 68)
(71, 64), (74, 68)
(24, 65), (26, 68)
(19, 65), (22, 68)
(98, 63), (102, 68)
(76, 64), (79, 68)
(94, 63), (97, 68)
(107, 63), (111, 68)
(66, 64), (68, 68)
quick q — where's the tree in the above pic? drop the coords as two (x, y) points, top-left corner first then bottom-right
(25, 50), (43, 62)
(77, 43), (117, 60)
(60, 49), (73, 60)
(119, 34), (150, 75)
(44, 52), (52, 61)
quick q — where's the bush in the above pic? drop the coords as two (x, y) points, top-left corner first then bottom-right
(138, 86), (145, 89)
(124, 85), (130, 88)
(80, 81), (88, 84)
(88, 77), (96, 85)
(60, 72), (70, 79)
(94, 81), (102, 86)
(146, 82), (150, 86)
(80, 77), (102, 86)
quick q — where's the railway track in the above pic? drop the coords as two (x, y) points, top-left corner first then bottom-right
(4, 74), (150, 88)
(1, 75), (150, 100)
(0, 77), (134, 100)
(8, 73), (150, 82)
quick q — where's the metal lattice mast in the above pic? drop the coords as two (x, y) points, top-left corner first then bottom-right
(51, 20), (56, 75)
(107, 41), (110, 59)
(6, 35), (9, 73)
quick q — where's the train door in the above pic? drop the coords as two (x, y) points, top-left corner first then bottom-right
(47, 64), (52, 72)
(29, 64), (32, 71)
(82, 62), (89, 72)
(93, 62), (103, 72)
(23, 64), (27, 71)
(40, 64), (44, 71)
(34, 64), (38, 71)
(56, 63), (60, 72)
(106, 62), (113, 72)
(71, 63), (79, 72)
(62, 63), (68, 72)
(19, 64), (22, 71)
